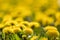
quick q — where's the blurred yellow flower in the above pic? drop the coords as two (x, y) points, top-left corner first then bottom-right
(2, 15), (12, 23)
(35, 13), (44, 21)
(39, 37), (48, 40)
(11, 6), (31, 17)
(48, 17), (54, 24)
(22, 35), (27, 38)
(15, 17), (24, 23)
(16, 24), (26, 30)
(55, 20), (60, 26)
(0, 12), (4, 17)
(30, 36), (38, 40)
(55, 12), (60, 20)
(23, 0), (33, 5)
(29, 22), (40, 28)
(42, 16), (48, 25)
(44, 26), (57, 31)
(46, 30), (59, 37)
(13, 26), (22, 33)
(20, 21), (30, 27)
(45, 9), (56, 16)
(2, 26), (14, 33)
(1, 3), (9, 10)
(4, 20), (18, 26)
(0, 23), (5, 28)
(23, 27), (33, 34)
(42, 16), (54, 25)
(37, 0), (48, 6)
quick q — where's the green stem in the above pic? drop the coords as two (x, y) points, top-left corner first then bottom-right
(13, 33), (21, 40)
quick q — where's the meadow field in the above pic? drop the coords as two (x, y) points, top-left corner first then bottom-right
(0, 0), (60, 40)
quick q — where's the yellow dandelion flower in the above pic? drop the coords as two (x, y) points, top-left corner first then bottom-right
(11, 6), (31, 17)
(2, 26), (14, 33)
(45, 9), (56, 16)
(16, 24), (26, 30)
(46, 30), (59, 37)
(55, 21), (60, 26)
(47, 17), (54, 24)
(1, 3), (9, 10)
(23, 0), (33, 5)
(30, 36), (38, 40)
(15, 17), (24, 23)
(0, 23), (5, 29)
(20, 21), (30, 26)
(34, 0), (48, 6)
(42, 18), (48, 25)
(22, 35), (27, 38)
(29, 22), (40, 28)
(0, 12), (4, 17)
(42, 16), (49, 25)
(35, 13), (45, 21)
(55, 12), (60, 20)
(23, 27), (33, 34)
(13, 26), (22, 33)
(2, 15), (12, 23)
(50, 0), (58, 9)
(42, 16), (54, 25)
(4, 20), (18, 26)
(44, 26), (57, 31)
(39, 37), (48, 40)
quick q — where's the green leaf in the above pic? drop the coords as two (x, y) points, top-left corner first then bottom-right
(33, 27), (46, 37)
(14, 34), (21, 40)
(56, 25), (60, 32)
(40, 27), (46, 37)
(2, 32), (5, 40)
(33, 26), (41, 36)
(5, 35), (10, 40)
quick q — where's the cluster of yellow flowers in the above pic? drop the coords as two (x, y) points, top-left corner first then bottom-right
(0, 0), (60, 40)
